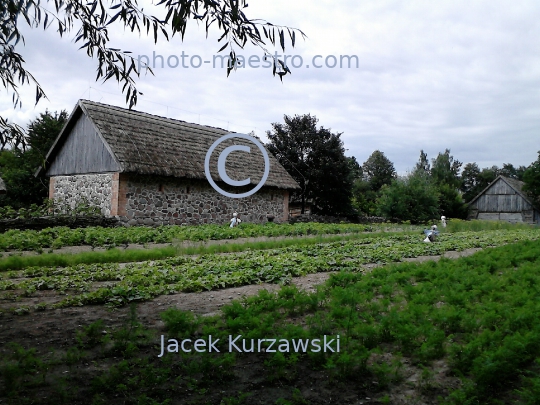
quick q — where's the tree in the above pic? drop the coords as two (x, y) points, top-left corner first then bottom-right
(351, 179), (378, 216)
(1, 0), (305, 148)
(346, 156), (363, 182)
(499, 163), (527, 180)
(413, 149), (430, 175)
(0, 110), (67, 208)
(26, 110), (68, 162)
(461, 162), (482, 202)
(429, 149), (467, 218)
(523, 152), (540, 207)
(266, 114), (353, 216)
(362, 150), (396, 192)
(350, 150), (395, 216)
(461, 163), (500, 202)
(430, 149), (462, 190)
(376, 172), (439, 224)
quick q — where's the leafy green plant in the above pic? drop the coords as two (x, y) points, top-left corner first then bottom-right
(3, 229), (539, 310)
(0, 222), (375, 252)
(76, 320), (108, 349)
(0, 343), (47, 396)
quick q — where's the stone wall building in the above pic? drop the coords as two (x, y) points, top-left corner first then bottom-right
(468, 175), (540, 224)
(37, 100), (299, 226)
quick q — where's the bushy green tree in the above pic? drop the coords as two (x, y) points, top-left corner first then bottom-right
(0, 110), (67, 208)
(376, 172), (439, 223)
(351, 150), (396, 216)
(413, 149), (430, 175)
(499, 163), (527, 180)
(431, 149), (462, 189)
(266, 114), (354, 216)
(428, 149), (467, 218)
(351, 179), (378, 216)
(461, 162), (482, 202)
(523, 152), (540, 206)
(346, 156), (363, 183)
(362, 150), (396, 191)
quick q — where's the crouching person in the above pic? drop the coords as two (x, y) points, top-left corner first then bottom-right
(423, 225), (439, 243)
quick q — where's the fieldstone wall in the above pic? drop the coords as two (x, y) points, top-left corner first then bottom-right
(50, 174), (114, 216)
(118, 175), (286, 226)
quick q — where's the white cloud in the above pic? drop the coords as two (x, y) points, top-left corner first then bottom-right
(1, 0), (539, 174)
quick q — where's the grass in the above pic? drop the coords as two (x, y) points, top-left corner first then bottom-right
(445, 218), (537, 232)
(3, 239), (540, 404)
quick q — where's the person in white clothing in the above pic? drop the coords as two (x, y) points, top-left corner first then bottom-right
(230, 212), (242, 228)
(441, 216), (447, 228)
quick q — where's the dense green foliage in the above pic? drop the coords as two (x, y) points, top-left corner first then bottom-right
(0, 111), (67, 208)
(352, 150), (396, 216)
(2, 229), (537, 310)
(0, 222), (372, 252)
(418, 149), (467, 219)
(3, 238), (540, 403)
(523, 151), (540, 207)
(376, 173), (439, 223)
(266, 114), (354, 215)
(0, 198), (101, 220)
(361, 150), (397, 192)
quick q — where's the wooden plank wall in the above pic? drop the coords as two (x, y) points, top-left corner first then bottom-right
(470, 178), (532, 212)
(47, 113), (121, 176)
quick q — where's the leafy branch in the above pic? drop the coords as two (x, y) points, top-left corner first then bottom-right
(0, 0), (306, 148)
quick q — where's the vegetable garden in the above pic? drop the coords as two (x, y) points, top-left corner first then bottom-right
(1, 229), (538, 311)
(0, 222), (376, 252)
(1, 221), (539, 404)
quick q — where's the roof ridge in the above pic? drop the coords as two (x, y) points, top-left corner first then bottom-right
(79, 99), (230, 133)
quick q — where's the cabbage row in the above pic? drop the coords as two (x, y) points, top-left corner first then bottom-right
(0, 222), (374, 252)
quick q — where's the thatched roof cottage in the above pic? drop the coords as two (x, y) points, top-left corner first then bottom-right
(36, 100), (299, 225)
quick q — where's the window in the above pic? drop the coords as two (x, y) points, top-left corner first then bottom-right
(158, 184), (164, 192)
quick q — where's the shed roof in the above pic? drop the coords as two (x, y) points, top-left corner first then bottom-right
(38, 100), (299, 190)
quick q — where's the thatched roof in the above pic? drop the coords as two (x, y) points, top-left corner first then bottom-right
(39, 100), (299, 190)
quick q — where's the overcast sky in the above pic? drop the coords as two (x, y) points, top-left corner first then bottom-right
(2, 0), (539, 174)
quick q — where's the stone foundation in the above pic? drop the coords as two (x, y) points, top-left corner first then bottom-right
(50, 174), (114, 216)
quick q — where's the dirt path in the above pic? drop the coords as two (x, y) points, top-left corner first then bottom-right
(0, 248), (481, 354)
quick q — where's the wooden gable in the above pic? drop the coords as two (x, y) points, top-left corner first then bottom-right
(46, 112), (121, 176)
(469, 177), (533, 213)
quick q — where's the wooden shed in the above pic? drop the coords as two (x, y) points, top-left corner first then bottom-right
(467, 175), (539, 224)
